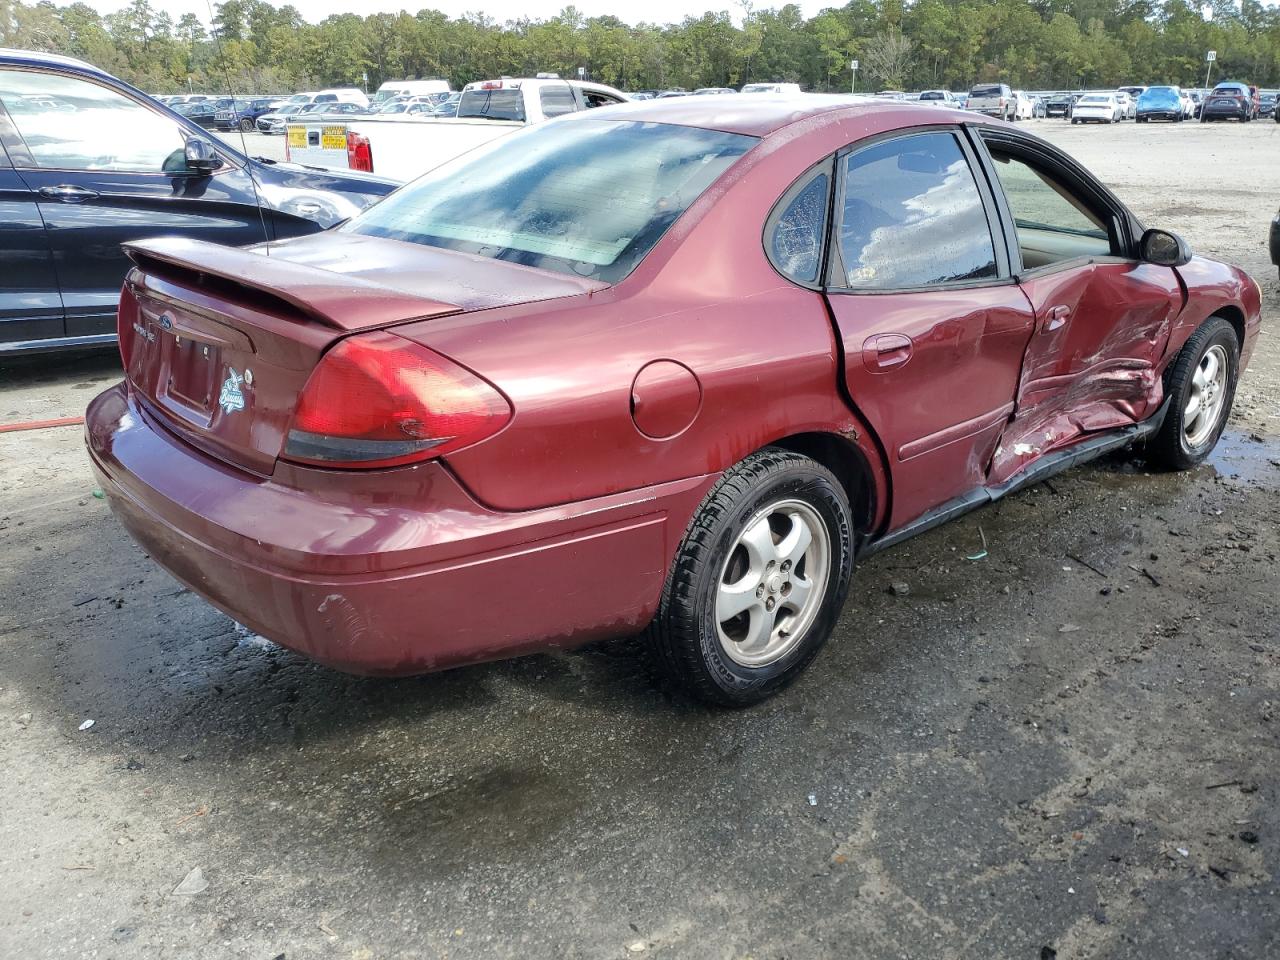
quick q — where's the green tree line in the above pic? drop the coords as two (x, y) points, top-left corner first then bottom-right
(2, 0), (1278, 94)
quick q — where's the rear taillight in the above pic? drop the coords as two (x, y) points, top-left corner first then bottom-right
(117, 285), (137, 368)
(347, 132), (373, 172)
(284, 331), (510, 469)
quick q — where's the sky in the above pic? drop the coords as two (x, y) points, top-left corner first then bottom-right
(81, 0), (821, 28)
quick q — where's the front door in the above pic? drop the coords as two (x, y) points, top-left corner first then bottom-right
(822, 128), (1036, 530)
(0, 67), (273, 340)
(973, 129), (1182, 485)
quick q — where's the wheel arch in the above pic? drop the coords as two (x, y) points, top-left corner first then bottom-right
(767, 430), (883, 545)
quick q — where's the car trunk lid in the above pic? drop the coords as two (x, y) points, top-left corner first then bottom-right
(118, 236), (603, 476)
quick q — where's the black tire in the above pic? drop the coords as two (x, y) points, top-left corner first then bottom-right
(239, 118), (253, 132)
(1145, 316), (1240, 471)
(648, 448), (854, 707)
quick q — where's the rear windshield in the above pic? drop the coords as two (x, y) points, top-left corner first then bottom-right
(346, 119), (756, 283)
(458, 89), (525, 121)
(1078, 96), (1109, 104)
(969, 85), (1004, 97)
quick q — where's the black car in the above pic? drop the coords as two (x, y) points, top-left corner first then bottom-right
(1260, 93), (1277, 118)
(1270, 206), (1280, 278)
(179, 96), (235, 128)
(1044, 93), (1076, 118)
(0, 49), (399, 354)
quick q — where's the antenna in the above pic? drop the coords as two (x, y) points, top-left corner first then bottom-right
(204, 0), (272, 256)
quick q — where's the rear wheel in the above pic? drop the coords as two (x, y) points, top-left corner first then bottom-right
(1146, 317), (1239, 470)
(648, 449), (854, 706)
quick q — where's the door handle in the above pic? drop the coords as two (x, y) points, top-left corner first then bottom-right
(38, 184), (100, 203)
(1041, 304), (1071, 333)
(862, 333), (913, 371)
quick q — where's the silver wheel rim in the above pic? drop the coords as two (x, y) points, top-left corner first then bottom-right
(1184, 344), (1228, 448)
(716, 498), (831, 668)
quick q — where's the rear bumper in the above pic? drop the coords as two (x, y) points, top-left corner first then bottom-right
(86, 384), (715, 675)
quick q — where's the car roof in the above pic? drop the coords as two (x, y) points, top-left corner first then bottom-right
(0, 47), (103, 74)
(570, 93), (930, 137)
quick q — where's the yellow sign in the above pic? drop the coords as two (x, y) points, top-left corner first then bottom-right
(321, 125), (348, 150)
(287, 126), (306, 148)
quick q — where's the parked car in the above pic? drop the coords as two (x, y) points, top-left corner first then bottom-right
(1259, 92), (1276, 118)
(371, 79), (451, 107)
(1201, 82), (1259, 121)
(1136, 86), (1184, 122)
(1179, 90), (1196, 118)
(1116, 85), (1147, 104)
(284, 77), (629, 182)
(1071, 92), (1124, 123)
(178, 96), (235, 127)
(964, 83), (1015, 121)
(214, 96), (285, 132)
(1012, 90), (1035, 120)
(1271, 205), (1280, 276)
(916, 90), (960, 106)
(0, 49), (399, 354)
(741, 83), (802, 94)
(694, 87), (737, 95)
(1044, 92), (1076, 118)
(85, 95), (1260, 705)
(1113, 91), (1137, 119)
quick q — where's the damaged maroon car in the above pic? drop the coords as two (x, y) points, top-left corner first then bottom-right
(86, 97), (1261, 705)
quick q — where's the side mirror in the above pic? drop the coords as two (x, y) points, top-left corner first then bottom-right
(184, 137), (221, 176)
(1139, 228), (1191, 267)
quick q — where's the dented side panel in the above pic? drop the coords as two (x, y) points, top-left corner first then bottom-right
(992, 261), (1182, 484)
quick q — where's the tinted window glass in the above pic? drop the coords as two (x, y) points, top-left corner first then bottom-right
(836, 132), (997, 289)
(540, 85), (577, 118)
(769, 170), (829, 284)
(0, 70), (186, 172)
(458, 89), (525, 121)
(986, 149), (1110, 268)
(970, 85), (1005, 98)
(347, 119), (755, 283)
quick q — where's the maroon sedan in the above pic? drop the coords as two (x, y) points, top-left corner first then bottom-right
(87, 96), (1261, 705)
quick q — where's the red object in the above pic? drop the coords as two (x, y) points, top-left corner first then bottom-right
(346, 132), (372, 173)
(86, 97), (1263, 677)
(0, 415), (85, 433)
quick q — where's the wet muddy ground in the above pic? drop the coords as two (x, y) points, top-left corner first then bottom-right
(1, 120), (1278, 958)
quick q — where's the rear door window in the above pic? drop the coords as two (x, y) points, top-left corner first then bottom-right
(539, 85), (578, 118)
(833, 131), (998, 289)
(767, 165), (831, 285)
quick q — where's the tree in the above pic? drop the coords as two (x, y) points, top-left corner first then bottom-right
(861, 27), (914, 89)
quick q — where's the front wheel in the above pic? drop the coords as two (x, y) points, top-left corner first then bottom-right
(239, 118), (254, 132)
(648, 449), (854, 706)
(1145, 317), (1240, 470)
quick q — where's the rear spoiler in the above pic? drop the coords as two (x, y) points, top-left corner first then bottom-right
(124, 237), (461, 331)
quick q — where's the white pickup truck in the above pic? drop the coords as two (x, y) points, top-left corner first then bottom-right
(285, 77), (629, 182)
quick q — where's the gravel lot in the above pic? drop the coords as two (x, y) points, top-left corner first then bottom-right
(2, 119), (1278, 959)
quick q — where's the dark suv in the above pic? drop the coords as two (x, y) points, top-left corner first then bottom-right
(1200, 81), (1259, 121)
(0, 49), (399, 354)
(213, 97), (283, 132)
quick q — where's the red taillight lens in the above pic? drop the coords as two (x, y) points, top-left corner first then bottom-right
(284, 331), (510, 469)
(346, 132), (373, 172)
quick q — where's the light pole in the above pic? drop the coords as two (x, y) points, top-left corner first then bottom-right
(850, 59), (858, 94)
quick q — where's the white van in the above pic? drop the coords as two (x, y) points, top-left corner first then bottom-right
(372, 79), (451, 105)
(317, 87), (370, 108)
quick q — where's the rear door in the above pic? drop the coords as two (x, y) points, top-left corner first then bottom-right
(0, 109), (64, 347)
(820, 128), (1035, 530)
(0, 67), (274, 340)
(972, 127), (1182, 485)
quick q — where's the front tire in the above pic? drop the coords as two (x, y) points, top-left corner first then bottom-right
(1146, 317), (1240, 470)
(648, 449), (854, 706)
(239, 118), (254, 132)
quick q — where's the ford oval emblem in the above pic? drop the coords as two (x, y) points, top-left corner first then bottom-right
(158, 312), (173, 331)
